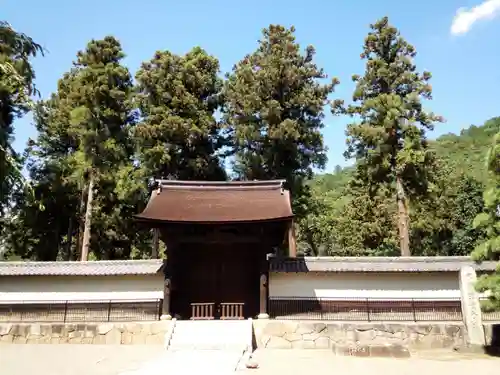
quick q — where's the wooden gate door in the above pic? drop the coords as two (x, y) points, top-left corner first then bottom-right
(178, 244), (259, 320)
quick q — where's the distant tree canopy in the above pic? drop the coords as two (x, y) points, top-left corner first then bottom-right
(1, 18), (500, 311)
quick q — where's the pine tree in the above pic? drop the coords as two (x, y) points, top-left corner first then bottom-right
(66, 36), (135, 260)
(472, 131), (500, 310)
(134, 47), (226, 181)
(337, 17), (443, 255)
(223, 25), (338, 217)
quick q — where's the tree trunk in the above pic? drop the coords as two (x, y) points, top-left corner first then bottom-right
(80, 175), (95, 261)
(396, 176), (411, 256)
(75, 186), (86, 259)
(66, 217), (74, 261)
(152, 228), (159, 259)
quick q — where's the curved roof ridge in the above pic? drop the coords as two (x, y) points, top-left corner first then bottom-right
(136, 179), (293, 223)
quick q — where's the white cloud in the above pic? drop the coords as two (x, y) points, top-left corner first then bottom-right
(450, 0), (500, 35)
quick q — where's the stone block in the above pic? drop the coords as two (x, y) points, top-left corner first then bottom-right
(266, 336), (292, 349)
(292, 339), (315, 349)
(356, 324), (380, 332)
(40, 324), (52, 337)
(296, 323), (315, 335)
(0, 334), (13, 343)
(389, 344), (411, 358)
(140, 323), (152, 335)
(69, 337), (83, 344)
(260, 335), (271, 347)
(357, 329), (376, 342)
(369, 343), (410, 358)
(336, 343), (370, 357)
(344, 328), (358, 343)
(85, 324), (97, 337)
(68, 330), (82, 339)
(368, 344), (391, 357)
(36, 336), (51, 344)
(326, 324), (344, 341)
(283, 332), (302, 342)
(114, 323), (126, 333)
(145, 334), (164, 345)
(64, 324), (76, 334)
(302, 332), (321, 341)
(93, 334), (106, 345)
(444, 325), (462, 337)
(97, 323), (114, 335)
(314, 336), (331, 349)
(131, 332), (147, 345)
(125, 323), (142, 334)
(11, 324), (28, 337)
(314, 323), (327, 333)
(262, 321), (287, 337)
(13, 336), (27, 344)
(0, 324), (13, 336)
(408, 324), (432, 335)
(51, 324), (64, 337)
(121, 331), (133, 345)
(105, 328), (121, 345)
(150, 321), (169, 335)
(76, 324), (86, 332)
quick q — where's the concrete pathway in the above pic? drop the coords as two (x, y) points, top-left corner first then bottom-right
(239, 349), (500, 375)
(2, 345), (500, 375)
(120, 349), (245, 375)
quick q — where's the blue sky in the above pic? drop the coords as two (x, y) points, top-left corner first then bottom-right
(3, 0), (500, 171)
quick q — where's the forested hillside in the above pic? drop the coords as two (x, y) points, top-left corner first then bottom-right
(299, 117), (500, 257)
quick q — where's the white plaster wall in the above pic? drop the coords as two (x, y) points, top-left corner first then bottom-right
(269, 272), (460, 299)
(0, 274), (164, 302)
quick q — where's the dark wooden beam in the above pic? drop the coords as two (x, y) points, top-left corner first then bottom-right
(258, 273), (269, 319)
(288, 220), (297, 257)
(160, 277), (172, 320)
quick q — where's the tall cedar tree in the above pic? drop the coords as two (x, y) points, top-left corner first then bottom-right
(223, 25), (338, 217)
(4, 78), (81, 260)
(0, 21), (43, 214)
(472, 131), (500, 310)
(67, 36), (134, 260)
(338, 17), (443, 255)
(135, 47), (226, 182)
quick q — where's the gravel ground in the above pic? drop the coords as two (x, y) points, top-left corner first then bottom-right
(0, 345), (166, 375)
(2, 345), (500, 375)
(240, 349), (500, 375)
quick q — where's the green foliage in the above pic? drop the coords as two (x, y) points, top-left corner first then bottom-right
(0, 21), (44, 214)
(134, 47), (226, 181)
(433, 117), (500, 184)
(2, 18), (499, 266)
(334, 17), (443, 255)
(223, 25), (338, 217)
(472, 130), (500, 309)
(303, 117), (493, 257)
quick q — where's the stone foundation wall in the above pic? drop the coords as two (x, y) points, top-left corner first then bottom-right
(0, 321), (170, 345)
(253, 320), (468, 354)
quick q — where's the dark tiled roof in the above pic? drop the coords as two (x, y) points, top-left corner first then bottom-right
(269, 256), (499, 273)
(135, 180), (294, 223)
(0, 260), (164, 276)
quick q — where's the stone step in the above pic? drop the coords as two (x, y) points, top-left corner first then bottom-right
(168, 320), (251, 351)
